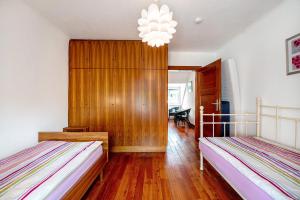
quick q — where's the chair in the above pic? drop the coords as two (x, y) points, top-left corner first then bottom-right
(174, 108), (191, 127)
(168, 106), (180, 119)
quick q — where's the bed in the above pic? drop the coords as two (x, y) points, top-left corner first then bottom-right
(199, 97), (300, 200)
(0, 132), (108, 200)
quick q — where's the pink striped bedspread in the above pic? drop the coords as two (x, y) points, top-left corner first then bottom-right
(0, 141), (102, 200)
(200, 137), (300, 200)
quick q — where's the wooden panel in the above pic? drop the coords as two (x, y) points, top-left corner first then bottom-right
(68, 69), (90, 127)
(68, 40), (168, 152)
(113, 69), (125, 146)
(89, 69), (116, 145)
(158, 69), (168, 146)
(38, 132), (109, 151)
(69, 69), (90, 108)
(90, 41), (115, 68)
(127, 69), (143, 146)
(114, 69), (142, 146)
(141, 70), (168, 146)
(68, 107), (90, 127)
(69, 40), (90, 69)
(142, 43), (168, 69)
(114, 41), (142, 68)
(88, 68), (166, 148)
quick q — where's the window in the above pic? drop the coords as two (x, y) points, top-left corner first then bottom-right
(187, 81), (193, 93)
(168, 87), (181, 105)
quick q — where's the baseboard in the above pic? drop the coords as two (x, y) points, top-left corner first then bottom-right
(111, 146), (166, 152)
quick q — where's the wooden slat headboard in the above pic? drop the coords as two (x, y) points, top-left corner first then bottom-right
(38, 132), (109, 152)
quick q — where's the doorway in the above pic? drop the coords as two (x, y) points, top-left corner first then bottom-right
(168, 67), (198, 139)
(168, 59), (222, 140)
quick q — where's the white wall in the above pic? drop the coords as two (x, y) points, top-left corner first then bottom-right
(168, 71), (194, 83)
(168, 83), (186, 107)
(182, 72), (196, 125)
(218, 0), (300, 111)
(217, 0), (300, 146)
(0, 0), (69, 159)
(169, 51), (217, 66)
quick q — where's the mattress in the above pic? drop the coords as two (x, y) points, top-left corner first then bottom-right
(199, 137), (300, 200)
(0, 141), (103, 200)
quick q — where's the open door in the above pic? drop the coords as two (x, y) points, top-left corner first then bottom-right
(195, 59), (221, 139)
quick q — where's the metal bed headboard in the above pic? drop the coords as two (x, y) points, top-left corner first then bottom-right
(200, 98), (259, 138)
(259, 102), (300, 148)
(199, 97), (300, 170)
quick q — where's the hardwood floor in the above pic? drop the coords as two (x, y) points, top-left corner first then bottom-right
(85, 121), (241, 200)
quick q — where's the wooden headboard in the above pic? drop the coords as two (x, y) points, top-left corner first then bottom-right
(38, 132), (109, 152)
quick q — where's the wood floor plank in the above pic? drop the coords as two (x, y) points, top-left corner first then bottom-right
(85, 121), (241, 200)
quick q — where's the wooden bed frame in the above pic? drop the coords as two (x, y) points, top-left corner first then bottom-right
(199, 97), (300, 170)
(38, 132), (108, 200)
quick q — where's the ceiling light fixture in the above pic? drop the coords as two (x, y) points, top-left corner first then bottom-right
(137, 0), (177, 47)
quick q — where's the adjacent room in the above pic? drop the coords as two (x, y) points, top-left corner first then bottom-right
(168, 70), (195, 128)
(0, 0), (299, 199)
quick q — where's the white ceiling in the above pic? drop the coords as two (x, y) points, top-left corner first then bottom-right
(24, 0), (282, 51)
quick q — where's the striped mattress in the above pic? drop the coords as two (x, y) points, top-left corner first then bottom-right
(0, 141), (103, 200)
(199, 137), (300, 200)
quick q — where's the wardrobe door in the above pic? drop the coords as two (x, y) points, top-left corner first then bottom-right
(115, 41), (142, 69)
(89, 69), (116, 143)
(125, 69), (142, 146)
(157, 70), (168, 146)
(141, 43), (168, 70)
(69, 40), (90, 69)
(114, 69), (142, 147)
(68, 69), (90, 127)
(128, 69), (143, 146)
(141, 70), (168, 146)
(90, 41), (115, 68)
(113, 69), (125, 146)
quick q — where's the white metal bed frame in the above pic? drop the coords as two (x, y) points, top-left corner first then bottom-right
(199, 97), (300, 171)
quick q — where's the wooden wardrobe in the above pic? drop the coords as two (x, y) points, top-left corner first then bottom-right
(68, 40), (168, 152)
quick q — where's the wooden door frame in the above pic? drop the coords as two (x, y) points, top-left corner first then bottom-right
(168, 66), (202, 71)
(168, 65), (202, 140)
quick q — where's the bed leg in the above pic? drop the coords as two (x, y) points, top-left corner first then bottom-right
(98, 170), (103, 182)
(200, 152), (204, 171)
